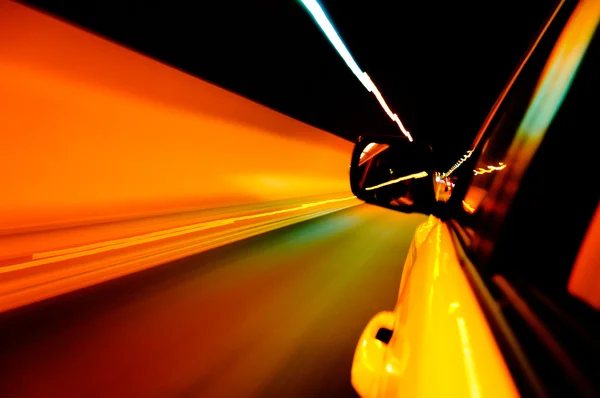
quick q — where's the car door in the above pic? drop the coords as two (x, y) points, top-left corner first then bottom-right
(447, 0), (600, 396)
(351, 1), (600, 397)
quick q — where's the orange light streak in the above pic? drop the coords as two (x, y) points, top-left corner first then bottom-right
(473, 162), (506, 175)
(0, 196), (357, 274)
(0, 2), (354, 235)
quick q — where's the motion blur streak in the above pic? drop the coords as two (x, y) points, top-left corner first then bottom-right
(300, 0), (413, 141)
(0, 205), (427, 398)
(0, 195), (361, 313)
(2, 196), (358, 273)
(362, 72), (413, 142)
(0, 2), (352, 236)
(446, 150), (473, 176)
(518, 0), (600, 141)
(29, 196), (357, 261)
(489, 0), (600, 204)
(473, 163), (506, 175)
(365, 171), (428, 191)
(468, 0), (565, 151)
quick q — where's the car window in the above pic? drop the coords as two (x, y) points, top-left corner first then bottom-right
(490, 2), (600, 309)
(477, 5), (600, 395)
(453, 1), (574, 262)
(440, 3), (600, 396)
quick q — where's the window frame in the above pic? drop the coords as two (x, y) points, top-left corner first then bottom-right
(446, 0), (575, 259)
(444, 1), (600, 396)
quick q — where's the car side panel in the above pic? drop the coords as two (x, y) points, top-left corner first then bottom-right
(396, 215), (436, 300)
(380, 219), (519, 397)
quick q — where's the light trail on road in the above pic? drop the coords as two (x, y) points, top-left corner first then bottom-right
(0, 204), (426, 398)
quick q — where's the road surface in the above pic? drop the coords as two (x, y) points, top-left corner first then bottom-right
(0, 204), (426, 398)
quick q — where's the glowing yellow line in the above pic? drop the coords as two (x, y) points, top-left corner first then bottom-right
(1, 196), (357, 274)
(457, 317), (482, 398)
(462, 200), (475, 214)
(365, 171), (428, 191)
(473, 162), (506, 175)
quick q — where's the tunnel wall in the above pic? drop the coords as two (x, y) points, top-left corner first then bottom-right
(0, 2), (353, 234)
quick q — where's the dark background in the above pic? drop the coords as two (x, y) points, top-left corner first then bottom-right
(21, 0), (557, 167)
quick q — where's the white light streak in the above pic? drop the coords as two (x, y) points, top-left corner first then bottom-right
(301, 0), (413, 141)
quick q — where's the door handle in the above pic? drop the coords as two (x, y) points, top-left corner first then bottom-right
(351, 311), (396, 397)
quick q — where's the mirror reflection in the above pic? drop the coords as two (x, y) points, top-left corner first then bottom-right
(351, 137), (435, 212)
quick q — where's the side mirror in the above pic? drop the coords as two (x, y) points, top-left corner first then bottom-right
(350, 135), (436, 214)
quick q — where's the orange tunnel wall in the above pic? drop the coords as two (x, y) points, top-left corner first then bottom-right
(0, 2), (353, 234)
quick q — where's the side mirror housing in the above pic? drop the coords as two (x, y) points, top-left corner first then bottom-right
(350, 135), (436, 214)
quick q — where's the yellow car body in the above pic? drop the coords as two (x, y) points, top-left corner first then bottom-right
(350, 1), (600, 396)
(352, 216), (518, 397)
